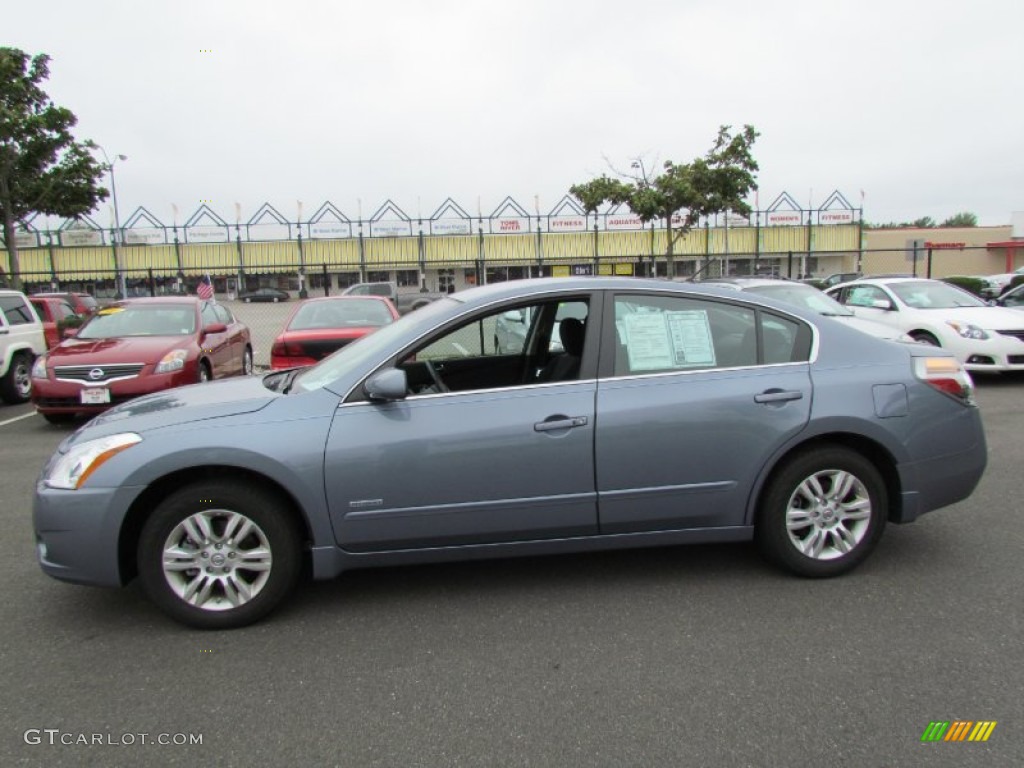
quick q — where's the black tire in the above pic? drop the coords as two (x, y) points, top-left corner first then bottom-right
(244, 297), (252, 303)
(242, 347), (253, 376)
(755, 446), (887, 578)
(42, 412), (76, 425)
(910, 331), (940, 346)
(198, 361), (212, 383)
(137, 480), (302, 629)
(0, 352), (33, 404)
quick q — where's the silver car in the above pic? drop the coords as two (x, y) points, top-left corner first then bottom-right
(34, 278), (987, 628)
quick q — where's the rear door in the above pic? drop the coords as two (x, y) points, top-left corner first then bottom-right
(199, 302), (233, 375)
(594, 291), (813, 533)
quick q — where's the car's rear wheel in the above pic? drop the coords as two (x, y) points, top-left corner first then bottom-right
(755, 446), (886, 577)
(137, 480), (302, 629)
(42, 412), (76, 425)
(0, 352), (33, 404)
(910, 331), (940, 346)
(242, 347), (253, 375)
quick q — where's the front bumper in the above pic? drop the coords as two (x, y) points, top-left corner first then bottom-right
(32, 369), (195, 413)
(33, 481), (146, 587)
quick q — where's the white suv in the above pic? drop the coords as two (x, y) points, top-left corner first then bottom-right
(0, 289), (47, 404)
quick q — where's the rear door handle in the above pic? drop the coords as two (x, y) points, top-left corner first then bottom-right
(534, 415), (588, 432)
(754, 390), (803, 404)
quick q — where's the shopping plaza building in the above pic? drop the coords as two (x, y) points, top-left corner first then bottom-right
(3, 193), (1021, 298)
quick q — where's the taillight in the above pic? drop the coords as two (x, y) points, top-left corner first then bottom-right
(913, 357), (975, 404)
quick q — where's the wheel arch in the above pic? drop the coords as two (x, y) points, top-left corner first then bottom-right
(117, 465), (314, 584)
(749, 432), (903, 526)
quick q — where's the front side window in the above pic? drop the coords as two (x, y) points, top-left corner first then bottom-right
(0, 296), (35, 325)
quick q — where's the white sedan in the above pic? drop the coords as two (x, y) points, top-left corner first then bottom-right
(826, 277), (1024, 372)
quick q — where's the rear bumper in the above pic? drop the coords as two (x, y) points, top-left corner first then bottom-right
(893, 435), (987, 524)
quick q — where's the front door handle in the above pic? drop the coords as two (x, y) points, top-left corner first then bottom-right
(534, 415), (588, 432)
(754, 389), (804, 404)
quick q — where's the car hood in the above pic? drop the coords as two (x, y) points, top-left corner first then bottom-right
(47, 335), (191, 364)
(62, 375), (276, 447)
(914, 306), (1024, 330)
(830, 315), (907, 340)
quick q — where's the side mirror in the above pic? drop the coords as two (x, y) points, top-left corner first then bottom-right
(364, 369), (408, 401)
(871, 299), (893, 310)
(62, 327), (79, 339)
(202, 322), (228, 335)
(502, 310), (525, 323)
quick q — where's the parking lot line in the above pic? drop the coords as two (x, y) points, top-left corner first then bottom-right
(0, 412), (37, 428)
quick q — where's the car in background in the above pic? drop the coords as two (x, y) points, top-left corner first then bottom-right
(31, 298), (253, 424)
(238, 288), (289, 303)
(993, 281), (1024, 311)
(826, 277), (1024, 372)
(342, 281), (445, 314)
(31, 291), (99, 316)
(495, 300), (589, 354)
(270, 295), (399, 369)
(817, 272), (862, 288)
(977, 266), (1024, 298)
(700, 278), (912, 341)
(29, 296), (81, 349)
(0, 289), (47, 404)
(32, 277), (986, 628)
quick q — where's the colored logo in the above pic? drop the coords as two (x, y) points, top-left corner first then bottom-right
(921, 721), (997, 742)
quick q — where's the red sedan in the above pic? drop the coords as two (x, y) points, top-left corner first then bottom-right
(270, 295), (399, 369)
(31, 298), (252, 424)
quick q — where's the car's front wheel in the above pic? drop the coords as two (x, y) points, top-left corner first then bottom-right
(242, 347), (253, 375)
(755, 446), (887, 577)
(137, 481), (302, 629)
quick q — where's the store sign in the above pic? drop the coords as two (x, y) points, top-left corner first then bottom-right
(186, 225), (230, 243)
(493, 217), (529, 233)
(431, 219), (472, 236)
(725, 214), (750, 227)
(248, 223), (291, 241)
(371, 220), (412, 237)
(12, 230), (38, 248)
(819, 211), (854, 225)
(548, 217), (586, 232)
(766, 211), (803, 226)
(606, 214), (643, 230)
(60, 229), (103, 246)
(310, 222), (352, 239)
(124, 229), (166, 245)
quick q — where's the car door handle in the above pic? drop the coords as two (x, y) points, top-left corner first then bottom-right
(754, 389), (804, 404)
(534, 415), (588, 432)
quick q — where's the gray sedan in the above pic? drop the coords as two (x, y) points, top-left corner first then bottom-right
(33, 278), (987, 628)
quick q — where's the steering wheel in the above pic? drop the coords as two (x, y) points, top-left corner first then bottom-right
(424, 360), (449, 393)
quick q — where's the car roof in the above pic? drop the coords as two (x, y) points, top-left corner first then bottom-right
(697, 277), (797, 288)
(102, 297), (203, 307)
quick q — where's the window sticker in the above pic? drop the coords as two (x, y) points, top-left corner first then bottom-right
(622, 309), (715, 371)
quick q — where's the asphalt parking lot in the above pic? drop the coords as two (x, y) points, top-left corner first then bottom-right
(1, 379), (1022, 767)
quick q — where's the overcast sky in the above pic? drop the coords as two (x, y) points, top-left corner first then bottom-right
(9, 0), (1023, 228)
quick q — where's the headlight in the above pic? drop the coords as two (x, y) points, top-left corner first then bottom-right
(945, 321), (989, 340)
(31, 356), (48, 379)
(45, 433), (142, 490)
(155, 349), (188, 373)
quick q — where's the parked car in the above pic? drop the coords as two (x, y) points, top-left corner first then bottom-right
(700, 278), (912, 341)
(993, 281), (1024, 310)
(31, 291), (99, 316)
(29, 296), (81, 349)
(817, 272), (862, 288)
(977, 266), (1024, 298)
(31, 298), (253, 424)
(826, 277), (1024, 371)
(270, 295), (399, 369)
(0, 289), (47, 403)
(238, 288), (289, 303)
(33, 278), (987, 628)
(342, 281), (445, 314)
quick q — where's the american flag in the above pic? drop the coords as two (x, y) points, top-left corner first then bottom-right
(197, 273), (214, 301)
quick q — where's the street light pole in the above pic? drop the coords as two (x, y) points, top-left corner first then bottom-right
(100, 147), (128, 298)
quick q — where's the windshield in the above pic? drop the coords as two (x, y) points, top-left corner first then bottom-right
(888, 281), (986, 309)
(291, 297), (460, 392)
(745, 284), (854, 316)
(288, 299), (395, 330)
(77, 304), (197, 338)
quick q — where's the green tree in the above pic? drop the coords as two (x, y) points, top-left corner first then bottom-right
(0, 48), (108, 289)
(940, 212), (978, 227)
(570, 125), (759, 275)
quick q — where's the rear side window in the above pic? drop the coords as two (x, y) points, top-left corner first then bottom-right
(0, 295), (35, 325)
(611, 294), (810, 375)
